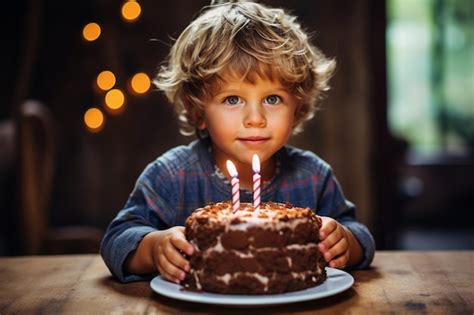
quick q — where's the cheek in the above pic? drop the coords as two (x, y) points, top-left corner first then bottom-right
(203, 113), (236, 138)
(273, 111), (295, 136)
(279, 125), (294, 143)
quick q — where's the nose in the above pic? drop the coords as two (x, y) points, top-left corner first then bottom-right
(243, 102), (266, 128)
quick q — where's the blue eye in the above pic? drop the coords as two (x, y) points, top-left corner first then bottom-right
(224, 96), (241, 105)
(264, 95), (281, 105)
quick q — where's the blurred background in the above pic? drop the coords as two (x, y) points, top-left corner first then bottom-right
(0, 0), (473, 256)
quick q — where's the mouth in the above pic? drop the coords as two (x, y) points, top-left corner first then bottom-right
(237, 136), (270, 145)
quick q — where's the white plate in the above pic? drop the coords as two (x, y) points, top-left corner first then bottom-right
(150, 267), (354, 306)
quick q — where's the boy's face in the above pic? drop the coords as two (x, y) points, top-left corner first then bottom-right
(200, 73), (297, 168)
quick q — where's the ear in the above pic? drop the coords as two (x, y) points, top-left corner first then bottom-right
(197, 120), (206, 130)
(189, 107), (206, 130)
(292, 103), (301, 127)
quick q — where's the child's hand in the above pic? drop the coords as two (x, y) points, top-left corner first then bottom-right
(149, 226), (194, 283)
(317, 216), (362, 268)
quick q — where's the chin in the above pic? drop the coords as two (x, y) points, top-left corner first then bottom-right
(242, 151), (271, 164)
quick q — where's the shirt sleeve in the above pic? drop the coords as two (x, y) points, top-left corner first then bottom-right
(316, 166), (375, 269)
(100, 161), (177, 282)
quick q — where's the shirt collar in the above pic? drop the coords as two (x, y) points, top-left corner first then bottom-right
(194, 137), (286, 196)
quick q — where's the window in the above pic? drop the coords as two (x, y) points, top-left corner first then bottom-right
(387, 0), (473, 158)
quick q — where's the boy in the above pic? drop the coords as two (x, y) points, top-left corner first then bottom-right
(101, 1), (375, 284)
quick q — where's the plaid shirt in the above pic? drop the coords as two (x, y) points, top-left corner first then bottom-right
(101, 138), (375, 282)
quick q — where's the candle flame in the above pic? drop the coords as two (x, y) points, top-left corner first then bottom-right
(226, 160), (238, 177)
(252, 154), (260, 173)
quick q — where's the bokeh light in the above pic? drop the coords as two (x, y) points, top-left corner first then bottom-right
(121, 1), (141, 22)
(84, 108), (104, 132)
(130, 72), (151, 94)
(82, 22), (101, 41)
(96, 70), (116, 91)
(105, 88), (125, 112)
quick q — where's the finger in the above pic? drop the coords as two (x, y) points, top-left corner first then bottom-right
(158, 252), (187, 282)
(318, 224), (344, 253)
(170, 232), (194, 256)
(322, 236), (349, 262)
(165, 242), (191, 272)
(328, 250), (350, 269)
(156, 258), (181, 284)
(319, 217), (337, 239)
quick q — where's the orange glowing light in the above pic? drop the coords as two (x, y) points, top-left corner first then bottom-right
(97, 70), (116, 91)
(130, 72), (151, 94)
(121, 1), (141, 22)
(105, 89), (125, 111)
(84, 108), (104, 131)
(82, 22), (101, 41)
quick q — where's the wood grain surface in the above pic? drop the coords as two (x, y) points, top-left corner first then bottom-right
(0, 251), (472, 314)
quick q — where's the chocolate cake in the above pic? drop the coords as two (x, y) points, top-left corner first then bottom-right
(183, 201), (327, 294)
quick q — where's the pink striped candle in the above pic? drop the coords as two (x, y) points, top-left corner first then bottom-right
(226, 160), (240, 213)
(252, 154), (261, 212)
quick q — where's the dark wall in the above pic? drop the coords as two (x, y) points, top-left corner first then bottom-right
(1, 0), (389, 252)
(30, 1), (209, 228)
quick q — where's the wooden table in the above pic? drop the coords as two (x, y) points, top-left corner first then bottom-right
(0, 251), (472, 314)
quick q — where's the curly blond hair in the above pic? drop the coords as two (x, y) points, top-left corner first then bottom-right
(154, 1), (336, 136)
